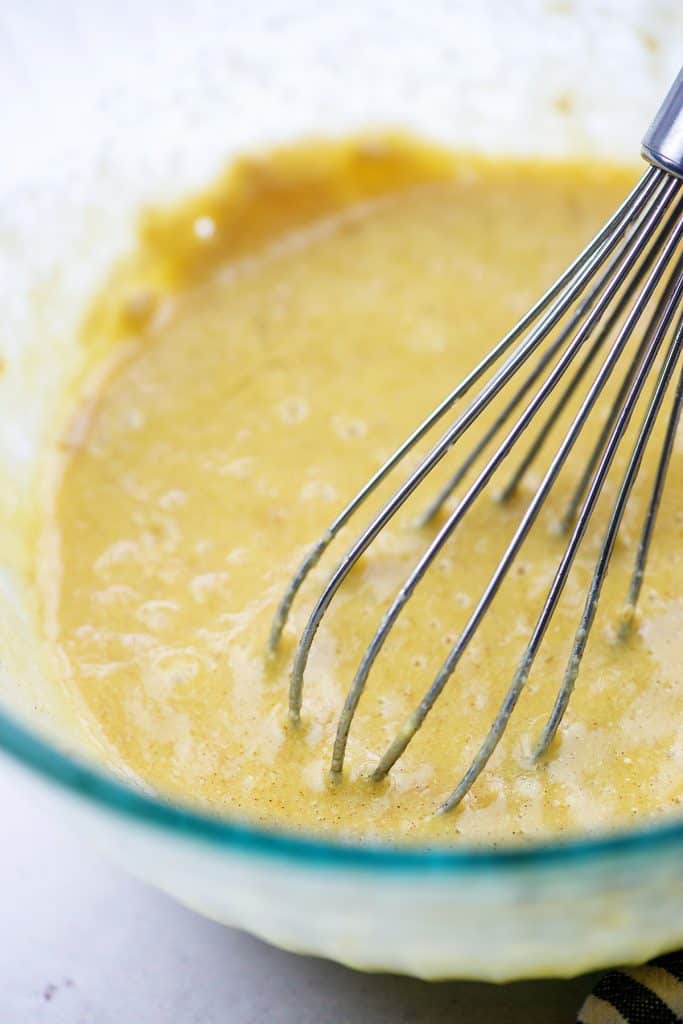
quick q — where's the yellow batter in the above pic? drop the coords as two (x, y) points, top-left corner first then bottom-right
(45, 137), (683, 843)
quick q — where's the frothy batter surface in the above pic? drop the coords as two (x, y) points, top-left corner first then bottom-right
(47, 138), (683, 843)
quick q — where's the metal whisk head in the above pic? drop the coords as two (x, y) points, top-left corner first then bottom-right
(269, 68), (683, 814)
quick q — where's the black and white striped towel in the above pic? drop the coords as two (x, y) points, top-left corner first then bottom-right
(578, 953), (683, 1022)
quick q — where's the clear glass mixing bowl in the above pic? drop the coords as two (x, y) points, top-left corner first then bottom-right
(1, 0), (682, 980)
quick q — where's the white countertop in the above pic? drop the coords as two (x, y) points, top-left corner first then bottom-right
(0, 766), (598, 1023)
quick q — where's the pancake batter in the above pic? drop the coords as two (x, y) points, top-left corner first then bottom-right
(44, 137), (683, 842)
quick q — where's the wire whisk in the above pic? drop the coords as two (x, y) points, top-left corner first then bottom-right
(269, 67), (683, 814)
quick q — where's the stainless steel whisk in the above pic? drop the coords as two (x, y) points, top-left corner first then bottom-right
(269, 68), (683, 814)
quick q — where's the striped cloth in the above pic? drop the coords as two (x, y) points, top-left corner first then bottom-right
(578, 953), (683, 1022)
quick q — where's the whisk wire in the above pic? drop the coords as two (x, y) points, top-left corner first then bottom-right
(440, 250), (683, 812)
(419, 188), (669, 524)
(289, 170), (669, 723)
(498, 202), (683, 510)
(623, 349), (683, 621)
(535, 298), (683, 761)
(360, 177), (682, 782)
(331, 178), (679, 776)
(269, 166), (662, 663)
(556, 204), (683, 534)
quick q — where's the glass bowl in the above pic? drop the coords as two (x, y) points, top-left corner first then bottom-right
(1, 0), (682, 980)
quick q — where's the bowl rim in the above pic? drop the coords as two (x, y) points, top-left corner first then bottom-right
(3, 703), (683, 871)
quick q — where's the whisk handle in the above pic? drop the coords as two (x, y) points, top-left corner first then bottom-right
(642, 66), (683, 179)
